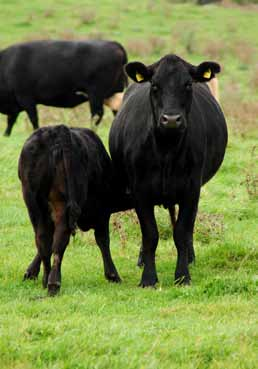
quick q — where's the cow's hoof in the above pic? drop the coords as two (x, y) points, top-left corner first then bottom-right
(174, 275), (191, 286)
(139, 275), (158, 288)
(106, 273), (121, 283)
(3, 132), (10, 137)
(48, 283), (61, 296)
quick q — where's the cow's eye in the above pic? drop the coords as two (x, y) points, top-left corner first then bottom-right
(185, 82), (192, 91)
(152, 84), (159, 93)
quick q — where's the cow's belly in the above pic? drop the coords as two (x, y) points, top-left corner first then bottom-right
(37, 93), (88, 108)
(131, 170), (181, 206)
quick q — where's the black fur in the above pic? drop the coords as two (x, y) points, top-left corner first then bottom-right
(19, 125), (125, 295)
(109, 54), (228, 287)
(0, 40), (128, 136)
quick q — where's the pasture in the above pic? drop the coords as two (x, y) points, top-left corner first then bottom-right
(0, 0), (257, 368)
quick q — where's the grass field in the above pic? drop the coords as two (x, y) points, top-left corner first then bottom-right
(0, 1), (257, 368)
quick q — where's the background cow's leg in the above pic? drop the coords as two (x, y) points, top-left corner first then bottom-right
(17, 96), (39, 130)
(4, 112), (19, 136)
(136, 204), (159, 287)
(95, 217), (121, 283)
(25, 104), (39, 130)
(24, 253), (41, 280)
(173, 192), (199, 285)
(89, 95), (104, 126)
(47, 210), (70, 296)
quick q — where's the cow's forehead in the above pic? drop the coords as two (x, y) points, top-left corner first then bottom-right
(153, 55), (190, 83)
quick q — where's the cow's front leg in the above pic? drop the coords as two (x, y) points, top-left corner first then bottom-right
(95, 217), (121, 283)
(136, 204), (159, 287)
(173, 190), (199, 285)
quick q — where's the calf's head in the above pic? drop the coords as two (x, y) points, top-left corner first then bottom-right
(126, 55), (220, 130)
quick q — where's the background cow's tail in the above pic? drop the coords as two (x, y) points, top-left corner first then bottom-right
(54, 125), (81, 234)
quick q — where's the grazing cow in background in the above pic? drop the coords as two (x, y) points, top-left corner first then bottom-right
(0, 39), (128, 136)
(19, 124), (124, 296)
(109, 54), (227, 287)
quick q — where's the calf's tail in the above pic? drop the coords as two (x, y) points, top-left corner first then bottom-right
(55, 125), (81, 234)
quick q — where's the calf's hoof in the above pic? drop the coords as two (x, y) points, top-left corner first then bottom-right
(48, 282), (61, 296)
(23, 270), (38, 281)
(23, 265), (40, 281)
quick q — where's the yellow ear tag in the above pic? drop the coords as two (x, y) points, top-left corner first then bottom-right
(203, 69), (211, 79)
(136, 72), (144, 82)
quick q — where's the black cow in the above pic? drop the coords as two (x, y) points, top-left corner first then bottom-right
(109, 54), (228, 287)
(19, 124), (124, 295)
(0, 39), (128, 136)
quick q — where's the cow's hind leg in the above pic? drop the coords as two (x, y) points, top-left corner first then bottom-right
(22, 189), (54, 287)
(95, 217), (121, 283)
(24, 253), (41, 280)
(4, 113), (19, 137)
(47, 205), (71, 296)
(25, 104), (39, 131)
(89, 95), (104, 126)
(35, 217), (54, 288)
(136, 204), (159, 287)
(17, 96), (39, 130)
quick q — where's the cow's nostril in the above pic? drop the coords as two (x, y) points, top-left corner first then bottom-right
(175, 115), (181, 123)
(161, 115), (169, 124)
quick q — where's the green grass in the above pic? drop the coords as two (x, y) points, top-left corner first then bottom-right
(0, 1), (257, 368)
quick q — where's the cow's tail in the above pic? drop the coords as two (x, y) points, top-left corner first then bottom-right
(54, 125), (81, 234)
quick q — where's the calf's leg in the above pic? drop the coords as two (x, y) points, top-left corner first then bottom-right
(35, 217), (54, 288)
(95, 217), (121, 283)
(47, 210), (70, 296)
(22, 188), (54, 286)
(24, 253), (41, 280)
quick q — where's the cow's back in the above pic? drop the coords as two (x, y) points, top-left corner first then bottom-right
(1, 40), (127, 103)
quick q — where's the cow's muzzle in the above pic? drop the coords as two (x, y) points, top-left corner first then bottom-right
(159, 114), (183, 129)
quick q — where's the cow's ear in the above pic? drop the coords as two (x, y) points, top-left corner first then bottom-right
(190, 62), (221, 82)
(125, 62), (153, 83)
